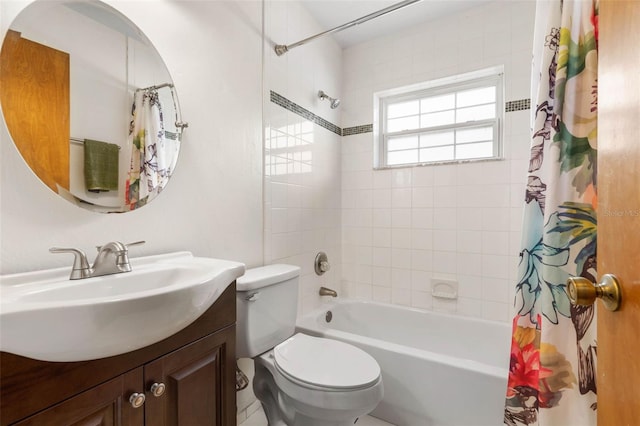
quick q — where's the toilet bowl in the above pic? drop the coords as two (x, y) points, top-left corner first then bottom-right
(236, 265), (384, 426)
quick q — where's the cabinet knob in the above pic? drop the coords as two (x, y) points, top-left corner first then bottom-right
(129, 392), (146, 408)
(149, 382), (166, 397)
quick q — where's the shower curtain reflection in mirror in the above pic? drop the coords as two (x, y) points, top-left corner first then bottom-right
(126, 86), (180, 210)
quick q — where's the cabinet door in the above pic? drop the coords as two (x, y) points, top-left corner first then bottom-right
(14, 368), (144, 426)
(144, 329), (234, 426)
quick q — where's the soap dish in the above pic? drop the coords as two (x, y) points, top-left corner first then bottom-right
(431, 279), (458, 300)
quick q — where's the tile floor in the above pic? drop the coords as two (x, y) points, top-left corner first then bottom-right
(240, 405), (394, 426)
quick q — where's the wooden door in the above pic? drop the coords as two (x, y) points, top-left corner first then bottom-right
(597, 1), (640, 424)
(0, 29), (70, 192)
(13, 368), (144, 426)
(144, 329), (235, 426)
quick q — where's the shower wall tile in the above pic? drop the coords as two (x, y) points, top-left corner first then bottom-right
(340, 0), (535, 323)
(392, 288), (412, 306)
(264, 0), (343, 320)
(373, 285), (392, 303)
(457, 297), (484, 318)
(391, 209), (411, 228)
(392, 229), (412, 248)
(373, 210), (392, 228)
(411, 208), (434, 229)
(458, 275), (483, 299)
(411, 250), (433, 272)
(373, 169), (393, 189)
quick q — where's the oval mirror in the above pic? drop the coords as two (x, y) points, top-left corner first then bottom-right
(0, 0), (185, 213)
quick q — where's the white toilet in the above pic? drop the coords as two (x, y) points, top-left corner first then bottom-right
(236, 264), (384, 426)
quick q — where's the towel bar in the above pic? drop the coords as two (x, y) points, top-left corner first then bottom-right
(70, 138), (121, 149)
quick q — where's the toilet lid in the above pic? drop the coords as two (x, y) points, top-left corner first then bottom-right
(273, 334), (380, 390)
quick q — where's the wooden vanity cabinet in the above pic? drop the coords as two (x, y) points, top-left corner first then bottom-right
(12, 368), (144, 426)
(0, 284), (237, 426)
(144, 330), (227, 425)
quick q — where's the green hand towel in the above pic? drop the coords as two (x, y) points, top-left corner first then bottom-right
(84, 139), (119, 192)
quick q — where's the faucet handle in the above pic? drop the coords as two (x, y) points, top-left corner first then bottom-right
(113, 241), (145, 272)
(95, 241), (145, 252)
(49, 247), (91, 280)
(124, 240), (146, 249)
(119, 241), (145, 267)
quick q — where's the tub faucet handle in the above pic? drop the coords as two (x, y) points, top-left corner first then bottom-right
(315, 252), (330, 275)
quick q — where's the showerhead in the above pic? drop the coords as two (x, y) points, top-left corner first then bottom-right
(318, 90), (341, 109)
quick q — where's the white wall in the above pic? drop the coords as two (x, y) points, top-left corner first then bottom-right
(263, 0), (343, 316)
(1, 0), (264, 273)
(340, 1), (536, 322)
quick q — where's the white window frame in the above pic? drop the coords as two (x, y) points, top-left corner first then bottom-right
(373, 66), (504, 168)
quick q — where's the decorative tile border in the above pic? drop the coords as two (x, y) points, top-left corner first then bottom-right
(342, 124), (373, 136)
(505, 98), (531, 112)
(270, 91), (341, 136)
(270, 91), (531, 137)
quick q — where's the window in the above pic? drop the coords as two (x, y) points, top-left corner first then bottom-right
(374, 67), (504, 168)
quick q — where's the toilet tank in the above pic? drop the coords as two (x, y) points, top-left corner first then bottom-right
(236, 264), (300, 358)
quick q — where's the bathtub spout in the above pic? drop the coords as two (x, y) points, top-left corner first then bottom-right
(319, 286), (338, 297)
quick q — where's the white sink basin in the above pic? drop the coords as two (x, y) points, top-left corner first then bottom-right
(0, 252), (245, 362)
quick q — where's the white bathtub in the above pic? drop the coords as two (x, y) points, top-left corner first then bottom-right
(296, 300), (511, 426)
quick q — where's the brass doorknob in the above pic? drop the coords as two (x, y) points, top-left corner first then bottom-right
(567, 274), (622, 311)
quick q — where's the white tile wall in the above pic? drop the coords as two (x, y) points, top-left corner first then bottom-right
(263, 0), (343, 317)
(340, 0), (536, 323)
(239, 0), (344, 418)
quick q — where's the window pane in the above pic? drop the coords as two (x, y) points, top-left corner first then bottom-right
(420, 94), (455, 113)
(420, 130), (454, 148)
(378, 69), (503, 168)
(388, 115), (420, 132)
(388, 150), (419, 166)
(388, 135), (419, 151)
(456, 142), (494, 159)
(456, 126), (493, 144)
(457, 86), (496, 108)
(456, 104), (495, 123)
(274, 135), (287, 148)
(420, 110), (455, 128)
(388, 100), (419, 119)
(419, 146), (454, 162)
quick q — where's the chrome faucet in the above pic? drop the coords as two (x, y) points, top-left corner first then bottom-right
(319, 286), (338, 297)
(50, 241), (145, 280)
(92, 241), (131, 277)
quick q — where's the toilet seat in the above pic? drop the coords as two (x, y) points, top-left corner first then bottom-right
(273, 333), (380, 390)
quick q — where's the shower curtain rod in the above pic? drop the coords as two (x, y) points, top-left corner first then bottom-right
(132, 83), (189, 130)
(135, 83), (174, 92)
(274, 0), (422, 56)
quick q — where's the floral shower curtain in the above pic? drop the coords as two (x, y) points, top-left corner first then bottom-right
(504, 1), (598, 425)
(126, 88), (178, 209)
